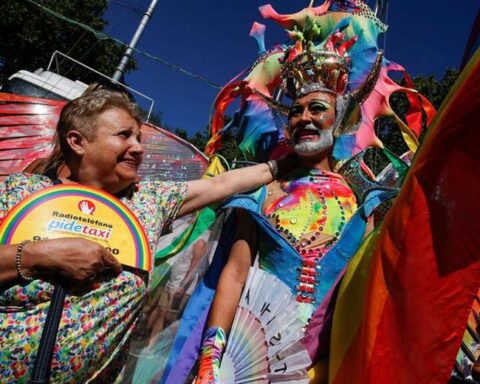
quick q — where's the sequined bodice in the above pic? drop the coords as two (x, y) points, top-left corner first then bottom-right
(261, 168), (357, 306)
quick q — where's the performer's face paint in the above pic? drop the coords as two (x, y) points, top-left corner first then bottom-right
(286, 91), (336, 157)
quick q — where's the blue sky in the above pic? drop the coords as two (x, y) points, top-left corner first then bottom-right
(103, 0), (478, 135)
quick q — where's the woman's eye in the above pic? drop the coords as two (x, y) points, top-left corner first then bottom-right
(119, 131), (130, 138)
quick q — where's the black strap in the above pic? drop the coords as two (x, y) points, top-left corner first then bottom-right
(29, 286), (66, 383)
(28, 178), (66, 384)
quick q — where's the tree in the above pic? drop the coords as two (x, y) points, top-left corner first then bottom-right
(189, 126), (210, 152)
(164, 116), (239, 165)
(0, 0), (136, 83)
(172, 127), (189, 141)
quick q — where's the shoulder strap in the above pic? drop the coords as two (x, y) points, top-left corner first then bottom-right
(29, 177), (65, 383)
(29, 286), (66, 383)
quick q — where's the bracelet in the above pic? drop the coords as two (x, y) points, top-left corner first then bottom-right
(16, 240), (34, 282)
(267, 160), (279, 180)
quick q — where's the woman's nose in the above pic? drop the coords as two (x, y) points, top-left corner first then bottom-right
(129, 137), (144, 154)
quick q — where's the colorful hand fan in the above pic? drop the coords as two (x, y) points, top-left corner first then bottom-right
(219, 267), (311, 383)
(0, 184), (151, 273)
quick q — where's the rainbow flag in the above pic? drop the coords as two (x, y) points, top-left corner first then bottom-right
(329, 49), (480, 384)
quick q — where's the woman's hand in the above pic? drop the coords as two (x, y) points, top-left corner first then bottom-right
(22, 238), (122, 286)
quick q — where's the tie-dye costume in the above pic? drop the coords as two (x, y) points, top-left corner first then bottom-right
(0, 173), (186, 383)
(187, 168), (359, 383)
(255, 168), (357, 322)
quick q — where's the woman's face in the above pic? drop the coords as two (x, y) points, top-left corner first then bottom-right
(80, 107), (143, 194)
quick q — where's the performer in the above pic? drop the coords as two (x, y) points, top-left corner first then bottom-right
(0, 85), (292, 383)
(196, 35), (365, 384)
(189, 1), (430, 382)
(129, 3), (434, 383)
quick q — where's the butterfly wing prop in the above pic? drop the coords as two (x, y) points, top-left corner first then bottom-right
(0, 92), (63, 178)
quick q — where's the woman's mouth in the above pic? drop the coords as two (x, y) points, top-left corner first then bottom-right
(119, 158), (139, 169)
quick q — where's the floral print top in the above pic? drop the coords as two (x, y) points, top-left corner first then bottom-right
(0, 173), (187, 383)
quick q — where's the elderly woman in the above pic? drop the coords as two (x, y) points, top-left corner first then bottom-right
(0, 87), (287, 383)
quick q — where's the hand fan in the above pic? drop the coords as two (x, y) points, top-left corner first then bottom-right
(219, 267), (311, 383)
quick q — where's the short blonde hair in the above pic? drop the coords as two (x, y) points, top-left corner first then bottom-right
(33, 84), (141, 174)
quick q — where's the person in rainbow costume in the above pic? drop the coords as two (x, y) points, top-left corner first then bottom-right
(134, 2), (435, 383)
(195, 20), (383, 384)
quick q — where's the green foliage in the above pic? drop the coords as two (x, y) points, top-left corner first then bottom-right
(160, 116), (238, 166)
(216, 132), (239, 166)
(0, 0), (136, 83)
(212, 116), (239, 165)
(173, 128), (188, 141)
(188, 125), (210, 152)
(410, 68), (459, 110)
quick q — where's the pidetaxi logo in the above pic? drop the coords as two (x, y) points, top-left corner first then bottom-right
(78, 200), (96, 215)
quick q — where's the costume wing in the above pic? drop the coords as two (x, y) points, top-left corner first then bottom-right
(0, 92), (63, 178)
(220, 267), (311, 383)
(138, 123), (208, 181)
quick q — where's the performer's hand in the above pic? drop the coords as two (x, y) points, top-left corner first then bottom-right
(194, 326), (226, 384)
(22, 238), (122, 286)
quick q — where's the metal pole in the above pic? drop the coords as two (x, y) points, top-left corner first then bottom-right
(374, 0), (388, 24)
(112, 0), (159, 82)
(374, 0), (389, 53)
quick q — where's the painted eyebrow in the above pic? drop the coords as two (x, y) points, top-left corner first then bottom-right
(309, 100), (331, 106)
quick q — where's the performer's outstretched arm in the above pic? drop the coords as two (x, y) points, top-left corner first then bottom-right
(195, 211), (257, 383)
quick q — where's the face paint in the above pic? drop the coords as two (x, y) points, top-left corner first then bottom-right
(286, 92), (337, 157)
(292, 124), (334, 156)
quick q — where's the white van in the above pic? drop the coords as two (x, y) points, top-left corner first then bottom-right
(1, 68), (88, 100)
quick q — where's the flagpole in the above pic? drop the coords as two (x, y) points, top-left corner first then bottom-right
(112, 0), (159, 82)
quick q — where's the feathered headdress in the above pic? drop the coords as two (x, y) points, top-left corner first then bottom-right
(205, 0), (434, 171)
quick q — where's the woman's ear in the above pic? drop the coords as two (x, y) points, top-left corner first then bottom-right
(65, 130), (86, 156)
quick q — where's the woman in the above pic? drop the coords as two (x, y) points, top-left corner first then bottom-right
(0, 86), (289, 383)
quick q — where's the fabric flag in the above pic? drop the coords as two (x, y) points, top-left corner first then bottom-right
(329, 48), (480, 384)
